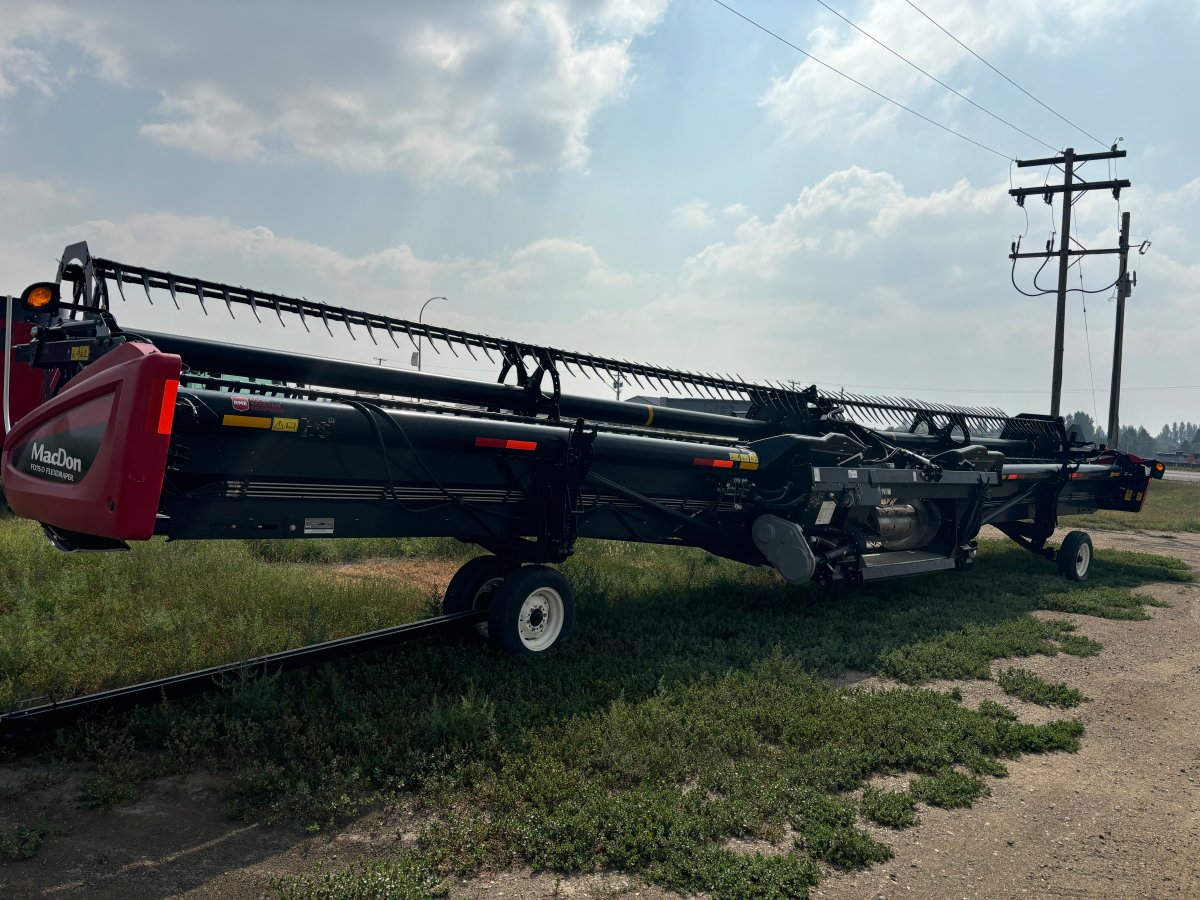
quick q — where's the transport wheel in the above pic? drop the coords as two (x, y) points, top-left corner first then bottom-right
(487, 565), (575, 656)
(1057, 531), (1093, 582)
(443, 556), (516, 637)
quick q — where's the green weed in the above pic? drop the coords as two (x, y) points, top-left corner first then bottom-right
(271, 853), (446, 899)
(0, 820), (52, 861)
(861, 786), (918, 828)
(996, 668), (1086, 708)
(910, 770), (989, 808)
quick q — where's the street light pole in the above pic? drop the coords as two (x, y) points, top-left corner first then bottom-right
(416, 296), (446, 372)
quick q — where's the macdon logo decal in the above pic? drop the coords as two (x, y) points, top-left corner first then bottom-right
(231, 396), (284, 414)
(29, 442), (83, 478)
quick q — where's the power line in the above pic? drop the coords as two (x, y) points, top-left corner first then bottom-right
(901, 0), (1108, 149)
(1078, 264), (1100, 425)
(810, 0), (1058, 153)
(709, 0), (1013, 161)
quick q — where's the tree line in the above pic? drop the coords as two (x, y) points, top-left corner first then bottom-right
(1062, 412), (1199, 459)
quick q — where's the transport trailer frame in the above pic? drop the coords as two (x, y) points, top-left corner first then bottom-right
(0, 242), (1165, 733)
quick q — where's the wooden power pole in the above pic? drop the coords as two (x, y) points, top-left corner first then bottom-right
(1105, 211), (1134, 446)
(1009, 147), (1129, 418)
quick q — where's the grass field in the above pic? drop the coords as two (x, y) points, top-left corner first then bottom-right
(0, 488), (1194, 898)
(1063, 479), (1200, 532)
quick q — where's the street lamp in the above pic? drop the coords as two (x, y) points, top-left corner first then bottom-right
(415, 296), (446, 372)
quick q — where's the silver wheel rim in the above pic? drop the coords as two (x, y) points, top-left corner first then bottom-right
(1075, 542), (1091, 578)
(473, 576), (504, 638)
(517, 586), (564, 652)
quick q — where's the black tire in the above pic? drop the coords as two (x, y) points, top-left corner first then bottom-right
(442, 555), (516, 616)
(487, 565), (575, 656)
(1057, 530), (1093, 582)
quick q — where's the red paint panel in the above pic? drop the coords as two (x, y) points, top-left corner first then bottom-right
(2, 342), (182, 541)
(0, 319), (43, 440)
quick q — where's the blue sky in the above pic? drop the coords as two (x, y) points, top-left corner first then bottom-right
(1, 0), (1197, 429)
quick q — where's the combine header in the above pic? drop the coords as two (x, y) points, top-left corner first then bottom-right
(0, 242), (1163, 730)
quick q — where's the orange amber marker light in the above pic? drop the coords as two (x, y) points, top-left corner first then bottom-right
(26, 286), (53, 308)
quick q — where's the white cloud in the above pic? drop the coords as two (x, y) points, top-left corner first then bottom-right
(683, 166), (1007, 281)
(759, 0), (1146, 148)
(0, 1), (668, 188)
(671, 200), (714, 229)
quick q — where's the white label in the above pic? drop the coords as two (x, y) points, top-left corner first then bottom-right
(848, 469), (858, 479)
(815, 501), (836, 526)
(32, 442), (82, 473)
(304, 516), (335, 535)
(812, 467), (821, 482)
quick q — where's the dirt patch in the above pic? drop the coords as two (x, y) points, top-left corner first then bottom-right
(814, 529), (1200, 899)
(3, 531), (1199, 898)
(329, 558), (461, 595)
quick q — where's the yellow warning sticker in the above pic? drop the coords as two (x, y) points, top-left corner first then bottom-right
(1124, 490), (1133, 501)
(272, 417), (299, 432)
(221, 414), (272, 429)
(730, 450), (759, 471)
(70, 345), (90, 361)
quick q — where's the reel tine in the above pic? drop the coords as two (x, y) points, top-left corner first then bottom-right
(113, 267), (128, 303)
(362, 314), (375, 344)
(385, 322), (398, 348)
(246, 290), (262, 324)
(223, 288), (236, 320)
(443, 333), (458, 358)
(771, 382), (791, 412)
(343, 312), (355, 340)
(462, 339), (478, 361)
(142, 272), (154, 306)
(319, 306), (333, 337)
(296, 298), (310, 331)
(195, 280), (208, 316)
(167, 276), (181, 311)
(273, 298), (286, 328)
(780, 382), (799, 412)
(480, 343), (495, 364)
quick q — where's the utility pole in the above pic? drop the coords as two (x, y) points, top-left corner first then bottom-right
(612, 375), (624, 401)
(1009, 146), (1129, 418)
(1106, 211), (1134, 446)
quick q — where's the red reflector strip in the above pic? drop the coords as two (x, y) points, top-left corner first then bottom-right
(475, 437), (537, 451)
(157, 378), (179, 434)
(1006, 473), (1021, 480)
(693, 457), (734, 468)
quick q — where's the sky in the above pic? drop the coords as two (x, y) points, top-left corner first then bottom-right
(1, 0), (1197, 430)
